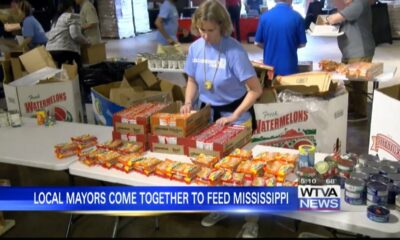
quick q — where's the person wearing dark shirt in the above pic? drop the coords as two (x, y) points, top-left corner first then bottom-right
(226, 0), (242, 41)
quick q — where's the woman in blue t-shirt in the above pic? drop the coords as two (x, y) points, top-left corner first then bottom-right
(18, 1), (48, 50)
(180, 0), (262, 130)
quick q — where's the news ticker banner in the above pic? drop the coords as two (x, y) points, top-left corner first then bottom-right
(0, 186), (341, 212)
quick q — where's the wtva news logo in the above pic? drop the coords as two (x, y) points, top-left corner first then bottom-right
(298, 185), (341, 211)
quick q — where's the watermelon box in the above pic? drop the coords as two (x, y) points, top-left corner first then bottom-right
(3, 65), (83, 122)
(252, 87), (348, 154)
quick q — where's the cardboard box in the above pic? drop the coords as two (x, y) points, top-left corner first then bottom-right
(151, 104), (211, 137)
(309, 22), (340, 35)
(346, 62), (384, 81)
(148, 134), (188, 155)
(186, 126), (253, 158)
(112, 131), (148, 150)
(369, 85), (400, 161)
(4, 66), (83, 122)
(252, 88), (348, 154)
(19, 46), (56, 73)
(81, 42), (106, 65)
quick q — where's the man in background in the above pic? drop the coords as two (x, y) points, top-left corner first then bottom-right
(75, 0), (101, 44)
(226, 0), (242, 41)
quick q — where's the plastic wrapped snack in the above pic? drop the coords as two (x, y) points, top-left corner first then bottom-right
(221, 171), (244, 186)
(191, 154), (219, 168)
(155, 159), (181, 178)
(133, 157), (162, 176)
(276, 164), (295, 183)
(264, 160), (284, 176)
(282, 153), (298, 164)
(252, 177), (266, 187)
(54, 142), (79, 159)
(117, 142), (143, 155)
(264, 174), (277, 186)
(115, 154), (144, 172)
(97, 140), (124, 150)
(195, 167), (212, 185)
(76, 141), (97, 151)
(207, 168), (225, 186)
(214, 156), (242, 171)
(71, 134), (98, 144)
(78, 148), (107, 166)
(96, 151), (121, 169)
(253, 152), (276, 163)
(229, 148), (252, 160)
(171, 163), (201, 184)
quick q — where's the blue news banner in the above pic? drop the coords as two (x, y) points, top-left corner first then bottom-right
(0, 186), (341, 212)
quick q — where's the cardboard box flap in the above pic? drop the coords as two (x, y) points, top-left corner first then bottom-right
(61, 63), (78, 80)
(92, 82), (122, 99)
(9, 67), (62, 87)
(127, 91), (172, 106)
(379, 85), (400, 101)
(257, 88), (278, 104)
(160, 79), (186, 102)
(10, 58), (25, 82)
(124, 61), (159, 88)
(19, 46), (56, 73)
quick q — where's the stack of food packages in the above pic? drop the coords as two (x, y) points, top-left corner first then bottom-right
(194, 149), (299, 187)
(151, 111), (195, 133)
(137, 52), (186, 70)
(112, 103), (170, 148)
(54, 134), (98, 159)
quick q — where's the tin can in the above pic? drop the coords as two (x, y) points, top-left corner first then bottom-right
(0, 109), (9, 127)
(388, 182), (400, 205)
(8, 110), (22, 127)
(350, 172), (369, 181)
(379, 165), (398, 175)
(367, 193), (388, 205)
(367, 181), (388, 197)
(337, 158), (354, 172)
(315, 161), (330, 179)
(370, 174), (391, 185)
(342, 153), (359, 165)
(356, 166), (380, 178)
(345, 194), (365, 205)
(387, 161), (400, 173)
(387, 174), (400, 185)
(36, 110), (47, 125)
(367, 205), (390, 223)
(297, 167), (317, 178)
(396, 194), (400, 211)
(338, 170), (351, 179)
(359, 154), (379, 165)
(298, 145), (315, 167)
(345, 178), (365, 193)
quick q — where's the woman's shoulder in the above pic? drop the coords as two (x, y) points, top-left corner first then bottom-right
(224, 37), (246, 54)
(188, 38), (205, 53)
(63, 13), (81, 24)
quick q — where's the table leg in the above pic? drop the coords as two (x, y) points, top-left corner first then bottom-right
(155, 217), (160, 231)
(65, 215), (83, 238)
(111, 216), (120, 238)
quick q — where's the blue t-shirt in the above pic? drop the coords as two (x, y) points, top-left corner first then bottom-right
(184, 37), (256, 124)
(22, 16), (48, 48)
(157, 0), (178, 45)
(255, 3), (307, 76)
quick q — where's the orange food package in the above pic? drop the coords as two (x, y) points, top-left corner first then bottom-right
(214, 156), (242, 171)
(171, 163), (201, 184)
(237, 161), (265, 180)
(155, 159), (181, 178)
(114, 154), (144, 172)
(195, 167), (212, 185)
(264, 160), (284, 176)
(133, 157), (162, 176)
(97, 140), (124, 150)
(264, 174), (277, 186)
(191, 154), (219, 168)
(54, 142), (79, 159)
(221, 171), (244, 186)
(78, 148), (107, 166)
(252, 177), (266, 187)
(96, 151), (121, 169)
(229, 148), (252, 160)
(117, 142), (143, 155)
(253, 152), (276, 163)
(71, 134), (98, 144)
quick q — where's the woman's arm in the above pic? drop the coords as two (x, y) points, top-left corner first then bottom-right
(180, 76), (198, 114)
(69, 23), (90, 45)
(216, 75), (262, 126)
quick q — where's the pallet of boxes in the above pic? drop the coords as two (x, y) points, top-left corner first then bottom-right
(2, 46), (83, 122)
(0, 179), (14, 236)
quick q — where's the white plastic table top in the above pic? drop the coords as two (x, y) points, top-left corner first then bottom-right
(0, 118), (112, 171)
(251, 145), (400, 238)
(70, 145), (400, 237)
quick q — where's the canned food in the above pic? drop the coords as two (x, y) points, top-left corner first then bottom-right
(387, 162), (400, 173)
(0, 109), (9, 127)
(338, 170), (351, 179)
(345, 195), (365, 205)
(359, 154), (379, 164)
(356, 166), (380, 177)
(380, 159), (394, 167)
(345, 190), (365, 199)
(367, 193), (388, 205)
(342, 153), (358, 165)
(297, 167), (317, 178)
(36, 110), (47, 125)
(396, 194), (400, 211)
(388, 183), (400, 205)
(379, 165), (398, 175)
(298, 145), (316, 167)
(345, 178), (365, 193)
(370, 174), (391, 185)
(367, 161), (381, 169)
(8, 110), (22, 127)
(337, 158), (354, 172)
(315, 161), (330, 178)
(367, 205), (390, 223)
(388, 174), (400, 184)
(367, 181), (388, 197)
(350, 172), (369, 181)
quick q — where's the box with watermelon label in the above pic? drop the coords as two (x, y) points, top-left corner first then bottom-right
(252, 88), (348, 154)
(3, 48), (83, 122)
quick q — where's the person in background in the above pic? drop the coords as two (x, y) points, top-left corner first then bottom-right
(46, 0), (90, 68)
(226, 0), (241, 41)
(17, 1), (47, 50)
(255, 0), (307, 77)
(75, 0), (101, 44)
(323, 0), (375, 122)
(245, 0), (263, 15)
(181, 1), (262, 237)
(155, 0), (179, 46)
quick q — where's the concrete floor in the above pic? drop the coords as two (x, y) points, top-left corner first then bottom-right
(1, 31), (400, 238)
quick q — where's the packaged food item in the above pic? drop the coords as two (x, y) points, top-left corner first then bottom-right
(265, 161), (284, 176)
(221, 171), (245, 186)
(97, 140), (124, 150)
(71, 134), (97, 143)
(276, 164), (294, 182)
(114, 154), (144, 172)
(195, 167), (213, 185)
(96, 151), (121, 169)
(191, 154), (219, 168)
(155, 159), (181, 178)
(264, 174), (277, 186)
(252, 177), (266, 186)
(78, 148), (107, 166)
(54, 142), (79, 159)
(214, 156), (242, 171)
(298, 145), (316, 167)
(237, 161), (265, 180)
(171, 163), (201, 184)
(117, 142), (143, 155)
(367, 205), (390, 223)
(207, 168), (225, 186)
(229, 148), (252, 160)
(36, 110), (47, 125)
(253, 152), (276, 163)
(133, 157), (162, 176)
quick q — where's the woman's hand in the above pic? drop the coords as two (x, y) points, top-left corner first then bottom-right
(216, 114), (239, 127)
(180, 102), (192, 114)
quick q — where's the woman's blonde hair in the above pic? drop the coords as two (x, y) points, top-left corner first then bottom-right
(191, 0), (233, 37)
